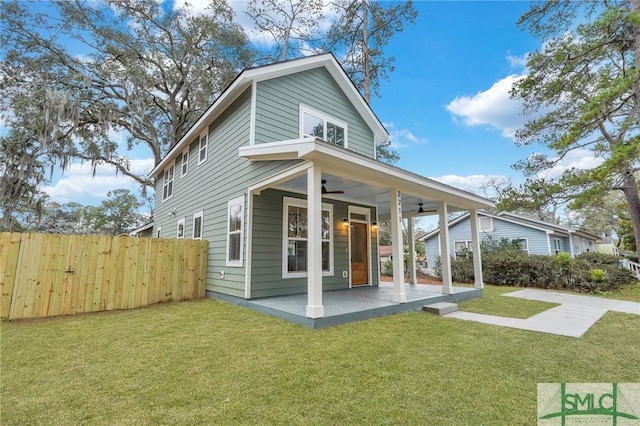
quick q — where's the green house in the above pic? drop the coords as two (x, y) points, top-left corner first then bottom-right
(149, 53), (493, 319)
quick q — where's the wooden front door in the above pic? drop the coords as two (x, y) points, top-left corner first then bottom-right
(350, 222), (369, 286)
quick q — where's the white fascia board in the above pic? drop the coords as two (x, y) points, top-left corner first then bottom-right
(238, 137), (316, 159)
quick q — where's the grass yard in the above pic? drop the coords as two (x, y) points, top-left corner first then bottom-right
(2, 283), (639, 425)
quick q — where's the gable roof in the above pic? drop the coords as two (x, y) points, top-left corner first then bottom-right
(418, 210), (601, 242)
(150, 53), (388, 177)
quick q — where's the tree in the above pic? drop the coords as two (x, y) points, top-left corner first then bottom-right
(35, 202), (89, 234)
(1, 0), (254, 189)
(246, 0), (324, 61)
(0, 130), (50, 232)
(324, 0), (417, 164)
(84, 189), (145, 235)
(510, 0), (640, 257)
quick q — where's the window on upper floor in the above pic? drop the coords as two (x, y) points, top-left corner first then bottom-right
(198, 133), (208, 165)
(180, 150), (189, 177)
(226, 196), (244, 267)
(300, 105), (347, 148)
(193, 210), (203, 240)
(479, 217), (493, 232)
(156, 226), (162, 238)
(162, 164), (174, 201)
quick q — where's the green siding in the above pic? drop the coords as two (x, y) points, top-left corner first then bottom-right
(153, 88), (302, 297)
(251, 189), (379, 298)
(254, 67), (375, 157)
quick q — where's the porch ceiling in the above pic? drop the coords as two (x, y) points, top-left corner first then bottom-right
(240, 139), (494, 218)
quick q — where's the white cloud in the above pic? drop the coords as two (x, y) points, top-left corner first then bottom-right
(42, 158), (155, 205)
(539, 149), (603, 180)
(385, 122), (428, 149)
(430, 174), (510, 197)
(506, 53), (529, 70)
(446, 74), (527, 140)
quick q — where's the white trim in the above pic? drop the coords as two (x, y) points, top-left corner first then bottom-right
(479, 216), (493, 232)
(176, 217), (186, 239)
(248, 161), (313, 195)
(249, 81), (257, 146)
(180, 149), (189, 177)
(162, 162), (175, 202)
(156, 226), (162, 238)
(282, 196), (333, 279)
(244, 189), (253, 298)
(299, 104), (348, 148)
(226, 195), (245, 267)
(348, 205), (372, 288)
(192, 210), (204, 240)
(198, 132), (208, 165)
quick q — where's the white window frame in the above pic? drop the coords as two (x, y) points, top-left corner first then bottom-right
(226, 195), (244, 267)
(156, 226), (162, 238)
(192, 210), (204, 240)
(198, 133), (208, 165)
(299, 104), (348, 148)
(180, 149), (189, 177)
(514, 238), (529, 253)
(453, 240), (473, 258)
(176, 217), (185, 239)
(282, 196), (333, 279)
(479, 217), (493, 232)
(162, 163), (175, 201)
(553, 238), (562, 254)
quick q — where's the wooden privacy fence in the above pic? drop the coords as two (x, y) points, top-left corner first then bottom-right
(0, 233), (208, 320)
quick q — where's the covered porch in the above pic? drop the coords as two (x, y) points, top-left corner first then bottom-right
(240, 138), (493, 319)
(212, 282), (481, 329)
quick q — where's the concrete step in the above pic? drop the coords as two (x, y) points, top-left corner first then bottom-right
(423, 302), (458, 315)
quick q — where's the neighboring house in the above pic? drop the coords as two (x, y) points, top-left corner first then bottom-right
(420, 211), (601, 268)
(129, 222), (154, 238)
(597, 236), (620, 256)
(148, 53), (493, 318)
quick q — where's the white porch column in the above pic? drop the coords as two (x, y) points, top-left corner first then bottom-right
(306, 166), (324, 318)
(438, 201), (453, 294)
(469, 209), (484, 289)
(390, 189), (407, 303)
(408, 215), (417, 285)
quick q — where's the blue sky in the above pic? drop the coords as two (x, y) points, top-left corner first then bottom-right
(38, 1), (597, 215)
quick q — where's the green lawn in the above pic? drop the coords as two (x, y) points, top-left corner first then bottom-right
(2, 284), (639, 425)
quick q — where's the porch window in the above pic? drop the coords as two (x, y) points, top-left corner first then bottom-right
(226, 196), (244, 266)
(283, 197), (333, 277)
(198, 134), (208, 165)
(300, 105), (347, 147)
(176, 217), (185, 239)
(162, 164), (174, 201)
(193, 210), (203, 239)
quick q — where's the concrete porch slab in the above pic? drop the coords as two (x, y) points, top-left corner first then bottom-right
(423, 302), (458, 315)
(208, 283), (482, 328)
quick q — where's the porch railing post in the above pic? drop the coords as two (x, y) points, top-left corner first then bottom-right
(306, 165), (324, 318)
(390, 189), (407, 303)
(438, 201), (453, 294)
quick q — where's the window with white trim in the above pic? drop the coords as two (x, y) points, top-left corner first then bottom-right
(198, 134), (208, 164)
(180, 150), (189, 177)
(193, 210), (203, 239)
(226, 196), (244, 266)
(176, 217), (185, 239)
(283, 197), (333, 277)
(300, 105), (347, 147)
(514, 238), (529, 253)
(454, 240), (473, 258)
(156, 226), (162, 238)
(553, 238), (562, 254)
(479, 217), (493, 232)
(162, 164), (174, 201)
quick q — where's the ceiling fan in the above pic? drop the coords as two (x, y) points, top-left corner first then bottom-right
(414, 203), (437, 214)
(321, 179), (344, 194)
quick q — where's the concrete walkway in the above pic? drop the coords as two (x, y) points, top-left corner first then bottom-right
(445, 289), (640, 338)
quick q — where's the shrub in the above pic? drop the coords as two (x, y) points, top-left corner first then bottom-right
(589, 269), (608, 282)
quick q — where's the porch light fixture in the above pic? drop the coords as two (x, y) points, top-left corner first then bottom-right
(342, 217), (348, 227)
(371, 221), (378, 229)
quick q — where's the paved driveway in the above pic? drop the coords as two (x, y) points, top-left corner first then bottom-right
(445, 289), (640, 338)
